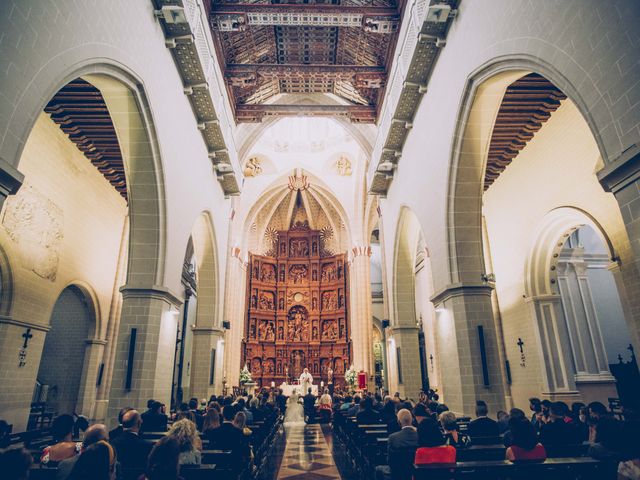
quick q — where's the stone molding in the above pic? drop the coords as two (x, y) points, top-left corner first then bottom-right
(191, 326), (225, 335)
(0, 157), (24, 200)
(119, 284), (184, 307)
(0, 315), (51, 332)
(389, 325), (419, 334)
(430, 282), (494, 306)
(597, 143), (640, 193)
(85, 338), (108, 346)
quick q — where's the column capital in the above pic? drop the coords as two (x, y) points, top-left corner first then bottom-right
(351, 245), (371, 257)
(0, 157), (24, 200)
(430, 282), (493, 306)
(119, 284), (184, 307)
(597, 143), (640, 193)
(192, 326), (225, 335)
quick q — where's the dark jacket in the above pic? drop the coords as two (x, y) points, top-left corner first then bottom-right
(356, 408), (381, 425)
(387, 427), (418, 480)
(539, 419), (579, 446)
(467, 417), (500, 439)
(110, 430), (152, 471)
(204, 422), (249, 470)
(304, 394), (316, 415)
(140, 410), (168, 434)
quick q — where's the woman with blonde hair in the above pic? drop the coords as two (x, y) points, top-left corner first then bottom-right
(202, 408), (220, 435)
(439, 411), (470, 448)
(166, 419), (202, 465)
(233, 411), (253, 437)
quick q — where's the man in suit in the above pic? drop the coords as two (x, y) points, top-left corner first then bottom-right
(276, 389), (287, 413)
(467, 400), (499, 439)
(108, 407), (133, 441)
(140, 401), (168, 434)
(357, 396), (381, 425)
(204, 405), (249, 473)
(304, 388), (316, 423)
(57, 424), (108, 480)
(375, 409), (418, 480)
(110, 410), (153, 472)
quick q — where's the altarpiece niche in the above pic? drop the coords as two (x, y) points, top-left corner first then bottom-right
(243, 223), (351, 388)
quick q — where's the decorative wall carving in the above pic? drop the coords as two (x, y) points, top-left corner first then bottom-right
(2, 184), (63, 281)
(244, 227), (350, 387)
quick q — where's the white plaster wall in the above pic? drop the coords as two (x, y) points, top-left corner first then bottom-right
(482, 100), (632, 410)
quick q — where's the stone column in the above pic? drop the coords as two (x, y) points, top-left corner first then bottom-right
(389, 325), (421, 399)
(222, 253), (246, 388)
(76, 339), (106, 419)
(525, 294), (577, 394)
(190, 327), (225, 399)
(107, 286), (182, 428)
(598, 145), (640, 348)
(350, 246), (374, 379)
(430, 284), (506, 415)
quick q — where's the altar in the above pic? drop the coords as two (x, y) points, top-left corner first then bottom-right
(280, 383), (318, 396)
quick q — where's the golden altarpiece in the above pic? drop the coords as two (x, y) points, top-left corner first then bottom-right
(243, 222), (351, 388)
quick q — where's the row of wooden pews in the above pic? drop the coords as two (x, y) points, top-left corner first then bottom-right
(24, 410), (283, 480)
(332, 410), (618, 479)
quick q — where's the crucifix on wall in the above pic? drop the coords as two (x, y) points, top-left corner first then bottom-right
(18, 328), (34, 367)
(517, 337), (526, 367)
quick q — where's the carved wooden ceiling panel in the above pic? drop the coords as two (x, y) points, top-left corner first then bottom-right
(484, 73), (566, 191)
(209, 0), (404, 123)
(44, 79), (128, 200)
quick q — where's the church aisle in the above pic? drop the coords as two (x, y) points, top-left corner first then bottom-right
(276, 424), (342, 480)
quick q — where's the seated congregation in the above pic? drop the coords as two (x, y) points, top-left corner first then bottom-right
(331, 391), (640, 480)
(2, 388), (640, 480)
(0, 391), (283, 480)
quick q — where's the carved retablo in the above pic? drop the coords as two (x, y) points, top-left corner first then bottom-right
(243, 226), (350, 387)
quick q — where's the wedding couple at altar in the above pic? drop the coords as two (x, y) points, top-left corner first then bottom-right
(283, 368), (314, 424)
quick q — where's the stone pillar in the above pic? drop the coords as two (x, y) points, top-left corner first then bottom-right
(190, 327), (225, 399)
(525, 294), (577, 394)
(350, 246), (374, 378)
(430, 284), (506, 415)
(107, 286), (182, 428)
(0, 318), (48, 431)
(223, 253), (246, 388)
(76, 339), (106, 419)
(389, 325), (421, 399)
(598, 144), (640, 349)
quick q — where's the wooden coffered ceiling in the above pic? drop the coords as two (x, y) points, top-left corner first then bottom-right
(207, 0), (405, 123)
(484, 73), (566, 191)
(45, 79), (128, 200)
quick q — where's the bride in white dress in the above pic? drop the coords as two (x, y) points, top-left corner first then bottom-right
(283, 390), (305, 425)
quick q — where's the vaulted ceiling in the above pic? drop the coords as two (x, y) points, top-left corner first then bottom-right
(484, 73), (567, 190)
(207, 1), (405, 124)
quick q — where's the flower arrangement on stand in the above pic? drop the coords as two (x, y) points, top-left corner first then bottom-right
(344, 365), (357, 392)
(239, 364), (252, 385)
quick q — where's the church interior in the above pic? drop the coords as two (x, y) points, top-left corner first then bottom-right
(0, 1), (639, 479)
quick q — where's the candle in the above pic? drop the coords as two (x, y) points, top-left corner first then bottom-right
(321, 381), (324, 388)
(271, 381), (275, 388)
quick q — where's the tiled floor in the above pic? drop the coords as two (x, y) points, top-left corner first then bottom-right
(276, 423), (342, 479)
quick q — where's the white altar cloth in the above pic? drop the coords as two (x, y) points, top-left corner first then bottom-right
(280, 383), (318, 396)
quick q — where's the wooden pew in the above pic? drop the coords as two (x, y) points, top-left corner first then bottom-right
(413, 457), (617, 480)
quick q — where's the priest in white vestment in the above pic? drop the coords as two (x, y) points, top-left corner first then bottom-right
(299, 368), (313, 393)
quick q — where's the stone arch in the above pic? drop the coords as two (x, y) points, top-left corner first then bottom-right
(446, 56), (614, 287)
(53, 280), (103, 341)
(190, 211), (221, 328)
(8, 62), (166, 289)
(525, 207), (616, 298)
(36, 284), (98, 416)
(0, 242), (15, 317)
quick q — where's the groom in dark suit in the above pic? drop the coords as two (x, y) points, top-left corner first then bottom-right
(304, 388), (316, 424)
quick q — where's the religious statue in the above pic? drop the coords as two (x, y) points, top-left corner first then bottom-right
(336, 156), (352, 176)
(287, 307), (308, 342)
(261, 264), (275, 282)
(251, 358), (262, 375)
(322, 292), (337, 311)
(284, 364), (289, 381)
(259, 292), (274, 310)
(312, 297), (317, 310)
(312, 326), (318, 340)
(289, 264), (307, 284)
(244, 157), (262, 177)
(250, 323), (256, 339)
(290, 239), (309, 257)
(251, 295), (257, 308)
(321, 264), (336, 282)
(277, 326), (284, 340)
(322, 320), (337, 340)
(265, 321), (275, 341)
(299, 368), (313, 393)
